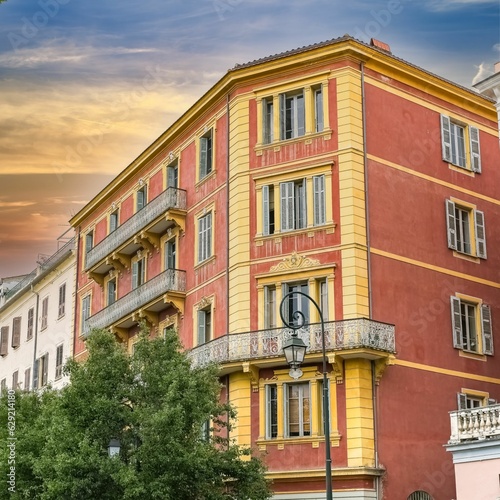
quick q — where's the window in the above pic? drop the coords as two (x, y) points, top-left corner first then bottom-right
(12, 317), (21, 348)
(107, 278), (117, 306)
(264, 285), (277, 329)
(441, 114), (481, 172)
(132, 257), (146, 289)
(261, 174), (329, 236)
(197, 307), (212, 345)
(0, 379), (6, 395)
(319, 279), (329, 322)
(457, 392), (486, 409)
(263, 98), (274, 144)
(167, 162), (178, 188)
(198, 212), (212, 263)
(280, 90), (305, 140)
(110, 209), (119, 232)
(55, 345), (64, 379)
(41, 297), (49, 330)
(85, 230), (94, 254)
(165, 239), (176, 270)
(281, 179), (306, 232)
(314, 87), (324, 133)
(283, 282), (309, 327)
(1, 326), (9, 356)
(27, 307), (34, 340)
(12, 370), (18, 390)
(58, 283), (66, 317)
(450, 296), (493, 355)
(285, 383), (310, 437)
(81, 295), (91, 334)
(137, 186), (147, 211)
(408, 492), (433, 500)
(34, 354), (49, 389)
(199, 129), (213, 179)
(24, 368), (31, 392)
(445, 200), (486, 259)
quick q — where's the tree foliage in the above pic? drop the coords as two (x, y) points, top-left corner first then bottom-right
(0, 328), (271, 499)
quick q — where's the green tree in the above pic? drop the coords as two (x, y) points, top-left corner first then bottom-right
(0, 328), (271, 499)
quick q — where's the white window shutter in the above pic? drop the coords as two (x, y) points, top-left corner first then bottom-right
(132, 261), (138, 289)
(440, 114), (452, 162)
(474, 209), (487, 259)
(457, 392), (467, 410)
(450, 296), (463, 348)
(313, 175), (326, 226)
(279, 94), (286, 140)
(198, 217), (205, 262)
(469, 126), (481, 173)
(280, 182), (294, 231)
(262, 185), (270, 236)
(33, 359), (39, 389)
(197, 310), (205, 345)
(445, 199), (457, 250)
(481, 304), (493, 355)
(206, 213), (212, 259)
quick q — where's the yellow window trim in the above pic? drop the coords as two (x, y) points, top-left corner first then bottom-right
(460, 388), (489, 405)
(455, 292), (485, 354)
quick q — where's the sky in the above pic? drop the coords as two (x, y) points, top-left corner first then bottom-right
(0, 0), (498, 277)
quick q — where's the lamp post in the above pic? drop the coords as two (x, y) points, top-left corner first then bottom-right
(280, 291), (333, 500)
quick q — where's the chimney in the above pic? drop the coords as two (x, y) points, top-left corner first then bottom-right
(495, 61), (500, 74)
(370, 38), (391, 54)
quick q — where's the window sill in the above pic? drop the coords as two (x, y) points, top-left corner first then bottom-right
(452, 251), (480, 263)
(447, 163), (476, 177)
(459, 350), (487, 361)
(255, 222), (336, 245)
(195, 169), (216, 190)
(255, 129), (332, 156)
(194, 254), (216, 271)
(256, 432), (341, 451)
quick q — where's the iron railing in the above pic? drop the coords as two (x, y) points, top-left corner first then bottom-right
(189, 318), (395, 368)
(85, 187), (187, 270)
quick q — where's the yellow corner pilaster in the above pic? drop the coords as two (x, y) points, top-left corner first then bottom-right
(229, 372), (253, 451)
(344, 358), (375, 467)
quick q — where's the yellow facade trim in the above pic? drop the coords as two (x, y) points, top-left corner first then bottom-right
(394, 359), (500, 384)
(368, 154), (500, 206)
(371, 248), (500, 289)
(229, 372), (252, 449)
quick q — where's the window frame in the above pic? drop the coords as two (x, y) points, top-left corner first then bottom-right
(284, 382), (311, 438)
(136, 185), (148, 212)
(58, 283), (66, 318)
(280, 90), (305, 141)
(445, 199), (486, 259)
(11, 317), (21, 349)
(81, 295), (91, 335)
(197, 211), (213, 264)
(27, 307), (34, 340)
(199, 128), (214, 180)
(24, 367), (31, 392)
(41, 296), (49, 330)
(166, 161), (179, 189)
(109, 209), (119, 232)
(131, 255), (146, 289)
(440, 114), (481, 173)
(55, 344), (64, 380)
(450, 295), (493, 355)
(197, 307), (212, 346)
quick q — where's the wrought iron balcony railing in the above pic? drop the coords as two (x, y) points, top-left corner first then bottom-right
(85, 269), (186, 333)
(448, 404), (500, 444)
(189, 318), (395, 368)
(85, 187), (187, 271)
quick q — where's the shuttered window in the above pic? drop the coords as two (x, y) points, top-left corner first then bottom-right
(441, 114), (481, 172)
(280, 180), (306, 232)
(280, 91), (305, 140)
(12, 370), (18, 390)
(314, 88), (324, 133)
(165, 240), (176, 270)
(41, 297), (48, 330)
(199, 129), (213, 179)
(285, 383), (310, 437)
(262, 185), (275, 236)
(197, 308), (212, 345)
(450, 296), (493, 355)
(81, 295), (91, 334)
(11, 317), (21, 348)
(107, 279), (117, 306)
(136, 186), (147, 211)
(167, 163), (178, 188)
(27, 308), (34, 340)
(55, 345), (64, 379)
(24, 367), (31, 392)
(132, 258), (146, 289)
(0, 326), (9, 356)
(263, 98), (274, 144)
(198, 213), (212, 263)
(58, 283), (66, 317)
(109, 210), (119, 232)
(313, 175), (326, 226)
(445, 200), (486, 259)
(266, 384), (278, 439)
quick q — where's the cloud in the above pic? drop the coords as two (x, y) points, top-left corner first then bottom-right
(0, 200), (36, 208)
(424, 0), (499, 11)
(472, 62), (494, 85)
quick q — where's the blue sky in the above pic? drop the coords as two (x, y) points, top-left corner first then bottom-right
(0, 0), (498, 275)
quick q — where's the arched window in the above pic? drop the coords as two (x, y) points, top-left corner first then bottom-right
(408, 492), (433, 500)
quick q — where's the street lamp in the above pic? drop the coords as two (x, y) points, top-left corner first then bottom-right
(108, 438), (121, 458)
(280, 291), (333, 500)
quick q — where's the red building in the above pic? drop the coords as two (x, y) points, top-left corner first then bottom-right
(70, 35), (500, 499)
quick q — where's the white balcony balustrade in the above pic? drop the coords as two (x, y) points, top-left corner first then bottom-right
(449, 404), (500, 444)
(85, 187), (186, 271)
(189, 318), (395, 368)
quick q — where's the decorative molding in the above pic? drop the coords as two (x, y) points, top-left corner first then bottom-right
(270, 251), (321, 272)
(374, 354), (396, 385)
(197, 295), (213, 311)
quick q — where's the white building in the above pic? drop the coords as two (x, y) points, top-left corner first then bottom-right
(0, 237), (76, 391)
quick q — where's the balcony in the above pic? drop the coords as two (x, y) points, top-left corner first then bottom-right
(189, 318), (395, 369)
(85, 269), (186, 334)
(448, 404), (500, 444)
(85, 187), (187, 273)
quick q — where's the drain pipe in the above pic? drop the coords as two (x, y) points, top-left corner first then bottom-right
(30, 285), (40, 390)
(361, 61), (380, 499)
